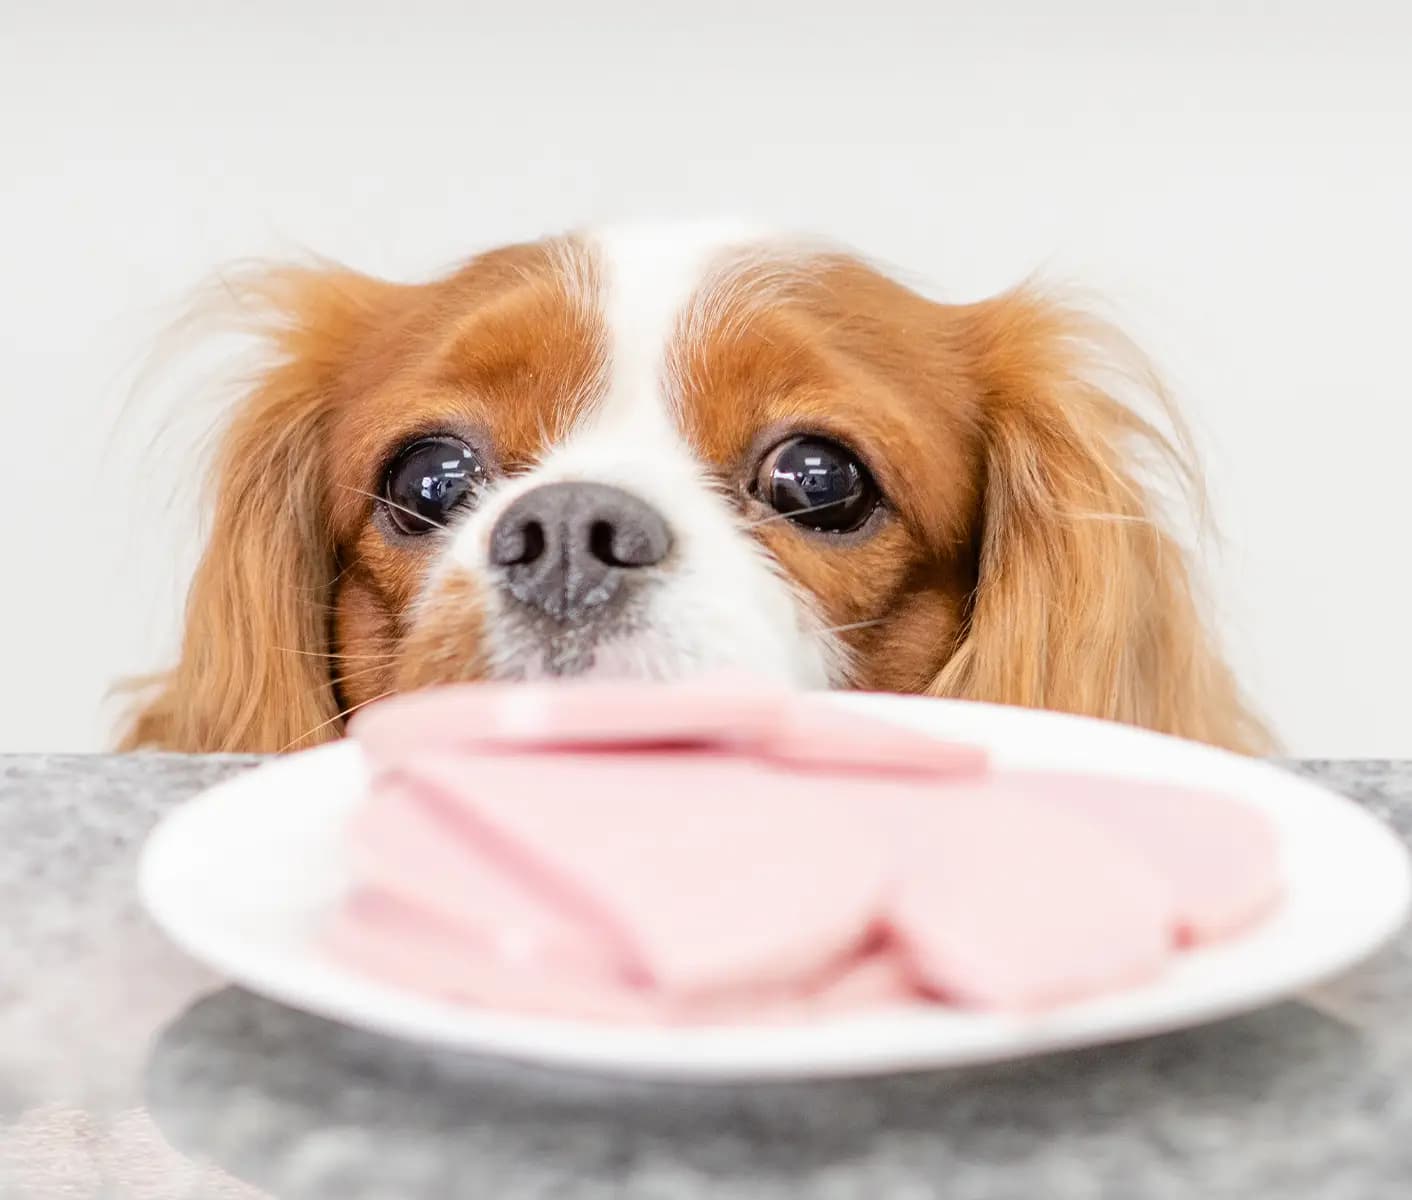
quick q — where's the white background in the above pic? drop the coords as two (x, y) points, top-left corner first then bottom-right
(2, 0), (1408, 754)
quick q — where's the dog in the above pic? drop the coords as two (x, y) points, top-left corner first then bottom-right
(119, 223), (1269, 754)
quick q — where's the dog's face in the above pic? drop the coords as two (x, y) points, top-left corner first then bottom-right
(326, 226), (981, 713)
(121, 224), (1267, 754)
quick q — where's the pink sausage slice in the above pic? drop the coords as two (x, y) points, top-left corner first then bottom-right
(384, 751), (891, 999)
(885, 784), (1175, 1010)
(345, 774), (622, 982)
(325, 890), (916, 1024)
(324, 889), (658, 1022)
(765, 700), (989, 778)
(351, 676), (786, 758)
(354, 682), (991, 778)
(1020, 773), (1282, 945)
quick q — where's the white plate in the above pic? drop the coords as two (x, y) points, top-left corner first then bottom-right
(140, 695), (1410, 1081)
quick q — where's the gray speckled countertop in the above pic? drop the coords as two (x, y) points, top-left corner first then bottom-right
(1, 756), (1410, 1199)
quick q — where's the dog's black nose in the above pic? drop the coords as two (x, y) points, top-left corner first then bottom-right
(488, 482), (672, 621)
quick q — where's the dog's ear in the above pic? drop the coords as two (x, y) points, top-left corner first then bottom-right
(928, 290), (1272, 753)
(117, 266), (403, 752)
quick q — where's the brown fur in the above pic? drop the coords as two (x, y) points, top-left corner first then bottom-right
(930, 293), (1267, 750)
(119, 237), (1270, 754)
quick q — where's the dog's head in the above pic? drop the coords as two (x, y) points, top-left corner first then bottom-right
(120, 224), (1267, 752)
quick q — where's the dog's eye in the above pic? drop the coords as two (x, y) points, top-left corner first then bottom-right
(382, 437), (486, 534)
(754, 436), (880, 533)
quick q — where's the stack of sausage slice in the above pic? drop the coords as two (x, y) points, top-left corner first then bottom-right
(324, 679), (1281, 1023)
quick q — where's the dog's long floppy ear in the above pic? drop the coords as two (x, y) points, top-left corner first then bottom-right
(929, 290), (1272, 753)
(118, 266), (402, 752)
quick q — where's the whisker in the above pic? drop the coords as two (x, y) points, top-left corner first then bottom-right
(337, 483), (447, 532)
(743, 495), (853, 530)
(281, 689), (394, 752)
(326, 661), (397, 692)
(275, 646), (400, 661)
(293, 554), (365, 595)
(817, 618), (888, 636)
